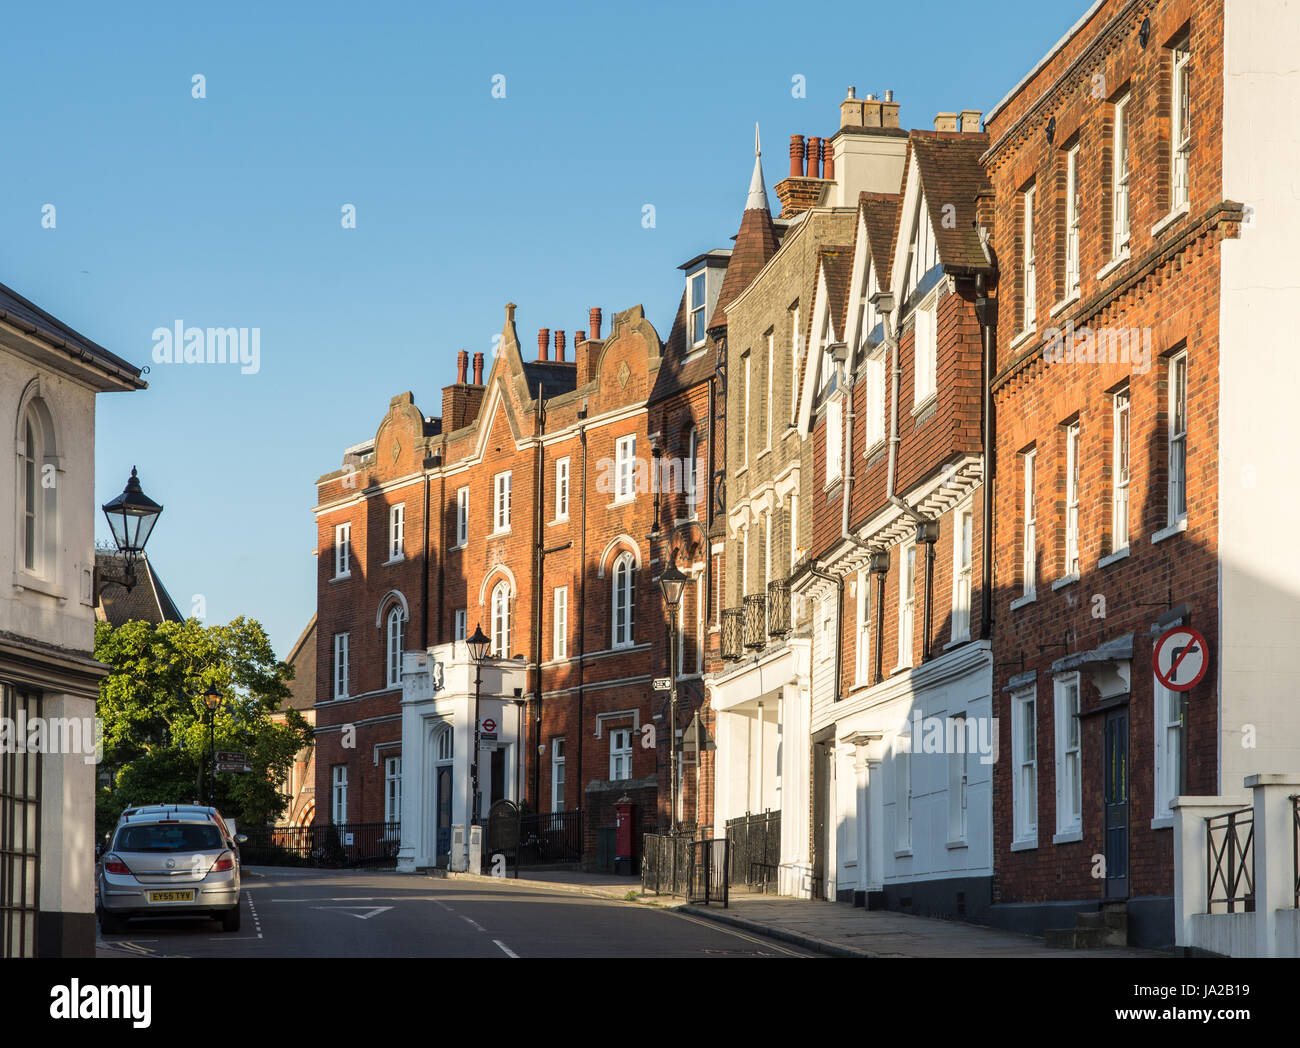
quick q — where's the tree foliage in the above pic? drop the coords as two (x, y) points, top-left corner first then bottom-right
(94, 616), (312, 838)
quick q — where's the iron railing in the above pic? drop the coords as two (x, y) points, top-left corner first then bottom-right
(722, 607), (745, 661)
(726, 810), (781, 893)
(641, 833), (728, 907)
(689, 839), (729, 907)
(1293, 796), (1299, 909)
(1207, 807), (1255, 914)
(744, 593), (766, 649)
(517, 809), (584, 869)
(240, 821), (401, 869)
(767, 578), (790, 637)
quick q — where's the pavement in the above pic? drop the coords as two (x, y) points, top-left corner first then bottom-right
(442, 869), (1167, 958)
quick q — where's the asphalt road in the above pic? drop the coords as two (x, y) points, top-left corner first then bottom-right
(96, 867), (819, 958)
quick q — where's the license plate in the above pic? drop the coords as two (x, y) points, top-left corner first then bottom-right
(148, 890), (195, 903)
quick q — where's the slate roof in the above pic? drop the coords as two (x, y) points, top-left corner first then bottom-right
(521, 360), (578, 400)
(709, 204), (779, 333)
(283, 615), (317, 712)
(95, 551), (184, 627)
(804, 245), (855, 350)
(908, 131), (993, 273)
(0, 281), (145, 387)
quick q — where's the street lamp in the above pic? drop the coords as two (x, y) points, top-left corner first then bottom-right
(658, 552), (688, 834)
(100, 466), (163, 591)
(203, 687), (223, 807)
(466, 624), (491, 826)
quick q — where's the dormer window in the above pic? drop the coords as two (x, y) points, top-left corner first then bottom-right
(689, 271), (708, 347)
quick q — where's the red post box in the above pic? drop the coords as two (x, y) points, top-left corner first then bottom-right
(614, 798), (636, 876)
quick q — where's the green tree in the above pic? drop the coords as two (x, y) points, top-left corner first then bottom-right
(94, 616), (312, 839)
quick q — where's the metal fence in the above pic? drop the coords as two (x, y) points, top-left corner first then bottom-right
(517, 809), (584, 870)
(767, 578), (790, 637)
(1207, 806), (1254, 913)
(689, 839), (729, 907)
(1293, 795), (1299, 909)
(722, 607), (744, 661)
(642, 833), (728, 906)
(726, 810), (781, 893)
(241, 821), (401, 869)
(744, 594), (766, 649)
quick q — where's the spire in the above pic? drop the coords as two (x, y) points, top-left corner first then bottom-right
(745, 122), (769, 212)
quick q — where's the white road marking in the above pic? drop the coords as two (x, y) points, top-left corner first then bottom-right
(309, 905), (393, 920)
(247, 893), (264, 939)
(460, 916), (486, 933)
(667, 910), (810, 958)
(492, 939), (519, 958)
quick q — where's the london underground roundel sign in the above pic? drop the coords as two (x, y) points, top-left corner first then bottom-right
(1152, 625), (1209, 693)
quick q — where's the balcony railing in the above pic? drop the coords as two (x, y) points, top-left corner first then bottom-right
(1207, 806), (1255, 914)
(743, 594), (766, 650)
(721, 607), (745, 661)
(767, 578), (790, 637)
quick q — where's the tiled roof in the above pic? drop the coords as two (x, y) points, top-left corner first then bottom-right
(95, 551), (184, 627)
(652, 287), (716, 405)
(284, 615), (317, 712)
(820, 245), (854, 339)
(521, 360), (578, 400)
(0, 281), (145, 387)
(858, 192), (903, 289)
(709, 205), (779, 333)
(908, 131), (993, 273)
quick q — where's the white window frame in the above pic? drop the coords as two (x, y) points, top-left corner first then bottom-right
(454, 608), (467, 642)
(895, 731), (912, 853)
(826, 396), (843, 483)
(765, 331), (774, 450)
(788, 494), (799, 571)
(865, 347), (886, 450)
(742, 353), (751, 467)
(1112, 389), (1131, 553)
(1153, 676), (1183, 821)
(855, 568), (871, 685)
(948, 712), (969, 844)
(1022, 185), (1037, 331)
(1171, 42), (1191, 210)
(790, 304), (802, 424)
(615, 434), (636, 503)
(1022, 450), (1037, 598)
(1064, 421), (1081, 578)
(913, 292), (938, 406)
(384, 756), (402, 825)
(331, 765), (348, 825)
(388, 503), (405, 561)
(456, 486), (469, 546)
(386, 605), (405, 688)
(551, 738), (566, 812)
(334, 523), (351, 578)
(610, 728), (633, 781)
(684, 429), (699, 518)
(952, 504), (973, 642)
(1112, 92), (1132, 257)
(1167, 351), (1188, 526)
(333, 633), (349, 699)
(612, 552), (636, 648)
(1012, 687), (1038, 845)
(555, 458), (570, 520)
(689, 270), (708, 348)
(553, 586), (568, 660)
(898, 543), (916, 668)
(491, 581), (511, 657)
(1054, 675), (1082, 836)
(1065, 145), (1081, 296)
(493, 472), (511, 532)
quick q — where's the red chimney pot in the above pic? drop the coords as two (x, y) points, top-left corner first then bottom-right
(588, 307), (602, 341)
(538, 328), (550, 362)
(472, 352), (484, 385)
(554, 330), (566, 362)
(456, 349), (469, 384)
(789, 135), (806, 178)
(807, 137), (822, 178)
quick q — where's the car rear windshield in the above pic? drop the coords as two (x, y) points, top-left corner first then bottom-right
(114, 824), (224, 852)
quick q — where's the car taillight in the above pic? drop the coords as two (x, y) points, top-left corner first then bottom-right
(103, 856), (131, 875)
(212, 855), (234, 872)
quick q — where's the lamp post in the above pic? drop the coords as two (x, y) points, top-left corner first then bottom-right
(658, 553), (688, 834)
(203, 687), (223, 807)
(466, 624), (492, 827)
(100, 466), (163, 591)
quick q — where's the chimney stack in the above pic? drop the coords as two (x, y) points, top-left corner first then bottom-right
(472, 351), (484, 385)
(588, 307), (602, 341)
(789, 134), (806, 177)
(840, 87), (865, 131)
(554, 330), (566, 361)
(822, 140), (834, 182)
(807, 137), (822, 178)
(456, 349), (469, 384)
(935, 112), (959, 132)
(882, 91), (900, 128)
(960, 109), (983, 133)
(538, 328), (550, 361)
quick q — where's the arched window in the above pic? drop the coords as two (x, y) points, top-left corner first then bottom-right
(22, 415), (37, 571)
(435, 725), (453, 762)
(612, 552), (636, 648)
(386, 605), (405, 688)
(491, 581), (511, 657)
(18, 400), (57, 578)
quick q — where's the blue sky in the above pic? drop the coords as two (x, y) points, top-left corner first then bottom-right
(0, 0), (1080, 659)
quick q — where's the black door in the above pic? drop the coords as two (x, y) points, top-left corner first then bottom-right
(811, 742), (827, 901)
(1103, 709), (1129, 899)
(490, 748), (506, 807)
(435, 765), (452, 865)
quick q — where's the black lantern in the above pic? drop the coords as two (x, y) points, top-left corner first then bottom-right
(466, 623), (492, 663)
(101, 467), (163, 564)
(658, 553), (688, 611)
(1139, 16), (1151, 48)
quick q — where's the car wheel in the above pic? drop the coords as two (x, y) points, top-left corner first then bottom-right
(99, 910), (125, 935)
(219, 906), (241, 932)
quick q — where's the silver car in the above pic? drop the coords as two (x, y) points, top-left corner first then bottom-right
(98, 813), (242, 933)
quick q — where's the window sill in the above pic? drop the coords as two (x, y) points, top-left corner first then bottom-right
(756, 447), (772, 464)
(609, 498), (636, 510)
(383, 555), (405, 566)
(946, 838), (969, 851)
(1151, 517), (1188, 545)
(1049, 291), (1081, 319)
(1150, 815), (1175, 831)
(330, 572), (352, 583)
(1051, 574), (1080, 592)
(1010, 328), (1037, 354)
(910, 392), (937, 418)
(1010, 838), (1038, 853)
(862, 439), (886, 459)
(893, 848), (913, 860)
(12, 572), (64, 600)
(1052, 828), (1083, 845)
(1151, 201), (1190, 238)
(1098, 546), (1130, 569)
(944, 636), (970, 651)
(1097, 250), (1130, 282)
(823, 474), (843, 492)
(891, 663), (913, 676)
(551, 515), (569, 526)
(1009, 592), (1036, 611)
(492, 527), (512, 537)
